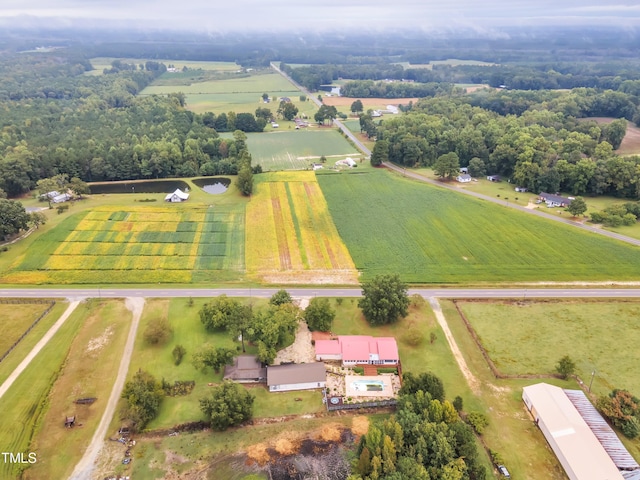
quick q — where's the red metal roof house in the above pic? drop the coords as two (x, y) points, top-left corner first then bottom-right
(315, 335), (399, 366)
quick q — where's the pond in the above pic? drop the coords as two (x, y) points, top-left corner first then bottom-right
(191, 177), (231, 194)
(88, 180), (190, 195)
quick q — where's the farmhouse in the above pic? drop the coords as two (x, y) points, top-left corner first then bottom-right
(522, 383), (638, 480)
(223, 355), (266, 383)
(315, 336), (399, 366)
(164, 189), (189, 202)
(41, 190), (72, 203)
(267, 362), (326, 392)
(539, 192), (573, 207)
(456, 174), (472, 183)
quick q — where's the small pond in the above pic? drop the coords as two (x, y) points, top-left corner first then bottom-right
(191, 177), (231, 194)
(88, 180), (189, 195)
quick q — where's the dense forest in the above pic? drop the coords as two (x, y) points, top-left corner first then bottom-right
(369, 89), (640, 198)
(0, 52), (257, 196)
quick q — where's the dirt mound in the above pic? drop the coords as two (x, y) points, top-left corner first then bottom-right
(351, 416), (369, 436)
(318, 424), (341, 442)
(246, 443), (270, 466)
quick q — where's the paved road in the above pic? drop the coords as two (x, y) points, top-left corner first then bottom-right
(3, 287), (640, 299)
(270, 62), (372, 157)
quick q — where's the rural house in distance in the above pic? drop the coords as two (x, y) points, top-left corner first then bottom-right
(315, 336), (399, 366)
(267, 362), (326, 392)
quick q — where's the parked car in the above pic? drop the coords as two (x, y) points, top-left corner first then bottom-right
(122, 458), (131, 465)
(498, 464), (511, 478)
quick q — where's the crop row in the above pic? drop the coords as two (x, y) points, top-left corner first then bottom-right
(318, 170), (640, 282)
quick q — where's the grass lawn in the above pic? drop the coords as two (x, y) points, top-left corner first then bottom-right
(244, 129), (361, 171)
(0, 301), (65, 385)
(0, 302), (53, 360)
(317, 168), (640, 283)
(0, 300), (84, 480)
(455, 299), (640, 396)
(439, 299), (571, 479)
(24, 299), (131, 480)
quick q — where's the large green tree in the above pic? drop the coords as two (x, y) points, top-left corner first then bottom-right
(237, 163), (253, 196)
(358, 274), (409, 326)
(200, 381), (254, 431)
(566, 197), (587, 217)
(370, 140), (389, 167)
(304, 297), (335, 332)
(192, 345), (236, 373)
(351, 99), (364, 114)
(0, 199), (29, 241)
(250, 303), (299, 364)
(434, 152), (460, 179)
(120, 370), (164, 431)
(278, 101), (299, 121)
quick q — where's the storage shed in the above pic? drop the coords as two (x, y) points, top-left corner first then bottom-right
(267, 363), (326, 392)
(522, 383), (624, 480)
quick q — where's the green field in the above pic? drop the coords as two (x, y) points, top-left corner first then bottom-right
(455, 299), (640, 395)
(0, 302), (52, 360)
(140, 70), (309, 115)
(241, 130), (361, 171)
(317, 168), (640, 283)
(0, 302), (83, 480)
(86, 58), (240, 76)
(2, 204), (245, 284)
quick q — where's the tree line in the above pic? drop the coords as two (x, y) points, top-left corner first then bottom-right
(0, 52), (263, 197)
(373, 90), (640, 199)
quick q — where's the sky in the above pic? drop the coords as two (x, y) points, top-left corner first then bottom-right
(0, 0), (639, 32)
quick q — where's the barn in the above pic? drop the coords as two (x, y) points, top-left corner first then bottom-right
(267, 363), (326, 392)
(522, 383), (631, 480)
(164, 189), (189, 202)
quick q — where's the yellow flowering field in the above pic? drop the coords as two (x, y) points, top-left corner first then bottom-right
(4, 204), (245, 284)
(246, 172), (357, 283)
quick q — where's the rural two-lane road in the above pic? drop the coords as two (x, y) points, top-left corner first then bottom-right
(3, 287), (640, 299)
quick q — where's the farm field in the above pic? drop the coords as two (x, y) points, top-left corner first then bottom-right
(140, 70), (311, 116)
(24, 300), (131, 480)
(321, 96), (417, 114)
(0, 301), (84, 480)
(243, 129), (361, 171)
(0, 302), (67, 385)
(87, 58), (240, 75)
(454, 299), (640, 396)
(317, 168), (640, 283)
(1, 204), (245, 284)
(245, 171), (357, 284)
(0, 302), (53, 362)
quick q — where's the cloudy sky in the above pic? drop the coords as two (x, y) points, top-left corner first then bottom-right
(0, 0), (639, 32)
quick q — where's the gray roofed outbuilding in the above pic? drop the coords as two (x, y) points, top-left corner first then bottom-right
(223, 355), (266, 383)
(267, 362), (326, 387)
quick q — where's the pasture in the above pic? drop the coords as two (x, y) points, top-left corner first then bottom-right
(2, 204), (245, 284)
(246, 171), (357, 284)
(25, 300), (131, 480)
(0, 302), (53, 364)
(87, 58), (240, 75)
(244, 130), (361, 171)
(317, 168), (640, 283)
(140, 70), (309, 115)
(454, 299), (640, 395)
(0, 301), (83, 480)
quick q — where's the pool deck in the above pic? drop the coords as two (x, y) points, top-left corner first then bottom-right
(345, 375), (395, 398)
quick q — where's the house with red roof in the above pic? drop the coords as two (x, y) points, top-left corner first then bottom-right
(315, 335), (399, 366)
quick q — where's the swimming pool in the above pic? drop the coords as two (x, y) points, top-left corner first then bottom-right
(351, 379), (385, 392)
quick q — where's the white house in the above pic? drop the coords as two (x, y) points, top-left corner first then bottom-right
(164, 189), (189, 202)
(267, 363), (326, 392)
(456, 174), (472, 183)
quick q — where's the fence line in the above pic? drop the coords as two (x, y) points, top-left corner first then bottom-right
(452, 300), (561, 380)
(327, 399), (397, 412)
(0, 301), (56, 363)
(0, 299), (53, 305)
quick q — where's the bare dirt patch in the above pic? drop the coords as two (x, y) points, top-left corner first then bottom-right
(322, 96), (418, 107)
(274, 318), (315, 365)
(258, 270), (359, 285)
(318, 423), (342, 442)
(86, 325), (114, 355)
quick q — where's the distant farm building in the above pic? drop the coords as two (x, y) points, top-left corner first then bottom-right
(459, 167), (468, 174)
(294, 118), (309, 128)
(515, 186), (528, 192)
(486, 175), (501, 182)
(64, 415), (76, 428)
(456, 174), (472, 183)
(522, 383), (639, 480)
(42, 190), (72, 203)
(267, 362), (326, 392)
(164, 189), (189, 202)
(539, 192), (573, 208)
(312, 163), (323, 171)
(315, 336), (399, 367)
(335, 158), (357, 168)
(223, 355), (266, 383)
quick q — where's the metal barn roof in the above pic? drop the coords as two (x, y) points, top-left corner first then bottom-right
(564, 389), (640, 472)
